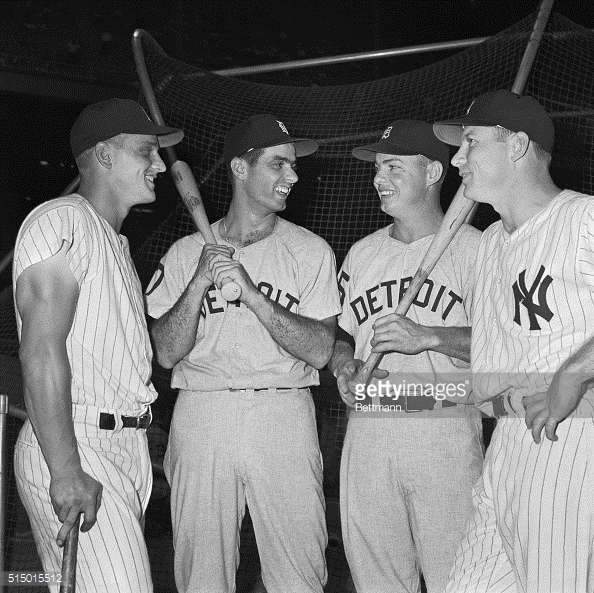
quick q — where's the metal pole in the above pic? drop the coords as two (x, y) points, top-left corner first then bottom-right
(211, 37), (489, 77)
(0, 394), (8, 593)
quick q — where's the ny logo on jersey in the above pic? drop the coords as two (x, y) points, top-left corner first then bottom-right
(512, 265), (554, 330)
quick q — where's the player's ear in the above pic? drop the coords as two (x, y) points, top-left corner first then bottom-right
(426, 159), (443, 188)
(230, 156), (247, 180)
(510, 131), (530, 162)
(94, 142), (112, 169)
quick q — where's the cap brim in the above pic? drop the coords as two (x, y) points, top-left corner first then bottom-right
(157, 128), (184, 148)
(433, 118), (499, 146)
(352, 142), (418, 162)
(293, 138), (319, 157)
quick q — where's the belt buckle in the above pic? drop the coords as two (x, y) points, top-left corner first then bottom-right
(137, 412), (151, 430)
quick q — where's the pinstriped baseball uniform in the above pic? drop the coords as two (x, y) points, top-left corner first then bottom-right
(446, 190), (594, 593)
(146, 217), (341, 593)
(13, 195), (157, 593)
(337, 223), (484, 593)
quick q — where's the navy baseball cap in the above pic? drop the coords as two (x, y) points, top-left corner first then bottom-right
(70, 98), (184, 159)
(352, 120), (450, 171)
(433, 90), (554, 154)
(223, 114), (318, 166)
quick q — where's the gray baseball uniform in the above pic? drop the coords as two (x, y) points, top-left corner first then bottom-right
(146, 217), (341, 593)
(337, 223), (484, 593)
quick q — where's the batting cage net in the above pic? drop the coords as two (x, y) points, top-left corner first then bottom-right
(1, 9), (594, 591)
(130, 10), (594, 287)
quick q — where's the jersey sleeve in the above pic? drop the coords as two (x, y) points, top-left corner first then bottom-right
(298, 241), (341, 321)
(337, 247), (356, 336)
(13, 204), (97, 287)
(452, 225), (482, 321)
(578, 203), (594, 290)
(145, 240), (188, 319)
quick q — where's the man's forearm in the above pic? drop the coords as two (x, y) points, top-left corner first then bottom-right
(247, 291), (335, 369)
(20, 345), (81, 479)
(328, 339), (355, 377)
(150, 278), (210, 368)
(429, 326), (471, 362)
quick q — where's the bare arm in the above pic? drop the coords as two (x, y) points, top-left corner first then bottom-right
(150, 244), (233, 368)
(16, 244), (102, 546)
(370, 313), (471, 362)
(247, 290), (336, 369)
(210, 256), (336, 368)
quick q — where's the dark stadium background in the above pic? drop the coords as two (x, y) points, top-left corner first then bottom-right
(2, 0), (594, 291)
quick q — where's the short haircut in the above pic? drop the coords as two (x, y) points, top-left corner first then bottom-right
(494, 126), (552, 166)
(75, 134), (126, 174)
(227, 146), (266, 183)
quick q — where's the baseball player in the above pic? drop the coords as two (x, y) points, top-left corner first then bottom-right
(145, 114), (341, 593)
(327, 120), (484, 593)
(12, 98), (183, 593)
(433, 90), (594, 592)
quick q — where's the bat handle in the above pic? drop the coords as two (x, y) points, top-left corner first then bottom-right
(220, 280), (242, 301)
(60, 515), (80, 593)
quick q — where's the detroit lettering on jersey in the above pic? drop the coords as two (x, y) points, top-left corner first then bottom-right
(200, 281), (300, 317)
(338, 270), (463, 326)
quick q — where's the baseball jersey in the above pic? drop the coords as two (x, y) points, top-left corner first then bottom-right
(338, 223), (480, 400)
(146, 217), (341, 391)
(13, 195), (157, 415)
(472, 189), (594, 415)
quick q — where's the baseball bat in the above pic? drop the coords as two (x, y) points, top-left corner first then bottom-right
(59, 515), (80, 593)
(352, 185), (474, 388)
(132, 29), (241, 302)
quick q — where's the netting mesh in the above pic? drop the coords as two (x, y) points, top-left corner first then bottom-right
(130, 11), (594, 288)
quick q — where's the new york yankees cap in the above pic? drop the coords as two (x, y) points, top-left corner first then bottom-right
(70, 98), (184, 159)
(223, 114), (319, 166)
(433, 90), (555, 154)
(352, 120), (450, 171)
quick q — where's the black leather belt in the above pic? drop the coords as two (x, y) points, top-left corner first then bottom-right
(99, 412), (151, 430)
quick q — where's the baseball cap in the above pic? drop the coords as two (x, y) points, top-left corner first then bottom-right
(70, 98), (184, 159)
(352, 120), (450, 171)
(223, 114), (318, 166)
(433, 90), (554, 154)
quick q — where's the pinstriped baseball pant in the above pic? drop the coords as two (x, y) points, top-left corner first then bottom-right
(14, 415), (154, 593)
(446, 418), (594, 593)
(340, 414), (484, 593)
(165, 388), (327, 593)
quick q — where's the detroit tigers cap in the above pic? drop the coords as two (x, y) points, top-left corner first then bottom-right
(223, 114), (319, 166)
(70, 98), (184, 159)
(352, 119), (450, 171)
(433, 90), (555, 154)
